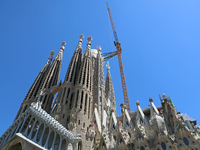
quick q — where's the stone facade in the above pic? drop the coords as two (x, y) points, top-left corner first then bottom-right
(1, 35), (200, 150)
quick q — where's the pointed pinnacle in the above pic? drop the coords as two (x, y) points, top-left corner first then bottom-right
(136, 100), (140, 106)
(149, 97), (153, 102)
(79, 34), (84, 39)
(48, 50), (55, 61)
(87, 36), (92, 42)
(61, 41), (66, 46)
(106, 62), (110, 70)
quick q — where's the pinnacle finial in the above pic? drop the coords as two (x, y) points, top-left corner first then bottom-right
(60, 41), (66, 51)
(79, 34), (84, 40)
(87, 36), (92, 47)
(149, 97), (153, 102)
(79, 35), (84, 44)
(48, 50), (55, 62)
(106, 62), (110, 70)
(50, 50), (55, 56)
(96, 46), (101, 51)
(87, 36), (92, 42)
(162, 93), (167, 99)
(136, 100), (140, 106)
(61, 41), (66, 46)
(94, 103), (97, 108)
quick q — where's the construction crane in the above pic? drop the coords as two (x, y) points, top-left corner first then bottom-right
(104, 2), (131, 112)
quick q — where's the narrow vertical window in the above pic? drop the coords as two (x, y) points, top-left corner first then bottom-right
(88, 97), (91, 119)
(61, 87), (66, 103)
(67, 88), (70, 98)
(75, 90), (79, 107)
(84, 94), (88, 114)
(69, 92), (74, 109)
(86, 62), (90, 88)
(78, 142), (82, 150)
(80, 91), (84, 110)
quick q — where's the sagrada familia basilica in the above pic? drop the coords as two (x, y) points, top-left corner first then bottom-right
(0, 35), (200, 150)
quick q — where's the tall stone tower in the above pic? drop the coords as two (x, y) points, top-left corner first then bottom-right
(15, 42), (65, 120)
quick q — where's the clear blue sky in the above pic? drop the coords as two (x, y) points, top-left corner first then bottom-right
(1, 0), (200, 136)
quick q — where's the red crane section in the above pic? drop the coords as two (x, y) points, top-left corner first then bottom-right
(106, 2), (131, 112)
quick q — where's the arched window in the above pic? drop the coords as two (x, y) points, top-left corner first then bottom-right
(75, 90), (79, 107)
(62, 87), (66, 103)
(80, 91), (84, 110)
(36, 123), (44, 142)
(48, 131), (55, 149)
(183, 137), (189, 146)
(67, 88), (70, 98)
(22, 105), (28, 113)
(84, 94), (88, 114)
(8, 143), (22, 150)
(54, 134), (60, 150)
(161, 142), (166, 150)
(69, 92), (74, 109)
(42, 127), (49, 146)
(78, 142), (82, 150)
(140, 146), (145, 150)
(88, 97), (91, 118)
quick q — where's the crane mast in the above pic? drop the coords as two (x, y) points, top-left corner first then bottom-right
(106, 2), (131, 112)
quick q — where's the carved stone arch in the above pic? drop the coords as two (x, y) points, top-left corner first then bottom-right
(42, 127), (49, 146)
(53, 134), (60, 150)
(36, 123), (44, 142)
(78, 141), (82, 150)
(15, 120), (23, 133)
(61, 139), (67, 150)
(47, 130), (55, 149)
(99, 138), (105, 148)
(21, 114), (32, 133)
(27, 117), (36, 136)
(4, 130), (12, 144)
(9, 124), (18, 138)
(31, 120), (39, 139)
(8, 142), (22, 150)
(68, 143), (73, 150)
(22, 105), (28, 113)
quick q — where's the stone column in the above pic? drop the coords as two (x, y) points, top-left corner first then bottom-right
(33, 121), (42, 142)
(19, 115), (29, 133)
(28, 119), (38, 139)
(24, 116), (34, 135)
(38, 124), (46, 145)
(44, 128), (51, 148)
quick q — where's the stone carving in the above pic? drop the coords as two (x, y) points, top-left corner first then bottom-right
(86, 124), (96, 140)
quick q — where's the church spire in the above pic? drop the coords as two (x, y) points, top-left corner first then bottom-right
(64, 35), (83, 84)
(55, 35), (84, 126)
(93, 46), (106, 121)
(15, 50), (55, 120)
(84, 36), (92, 57)
(105, 62), (116, 114)
(38, 41), (66, 113)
